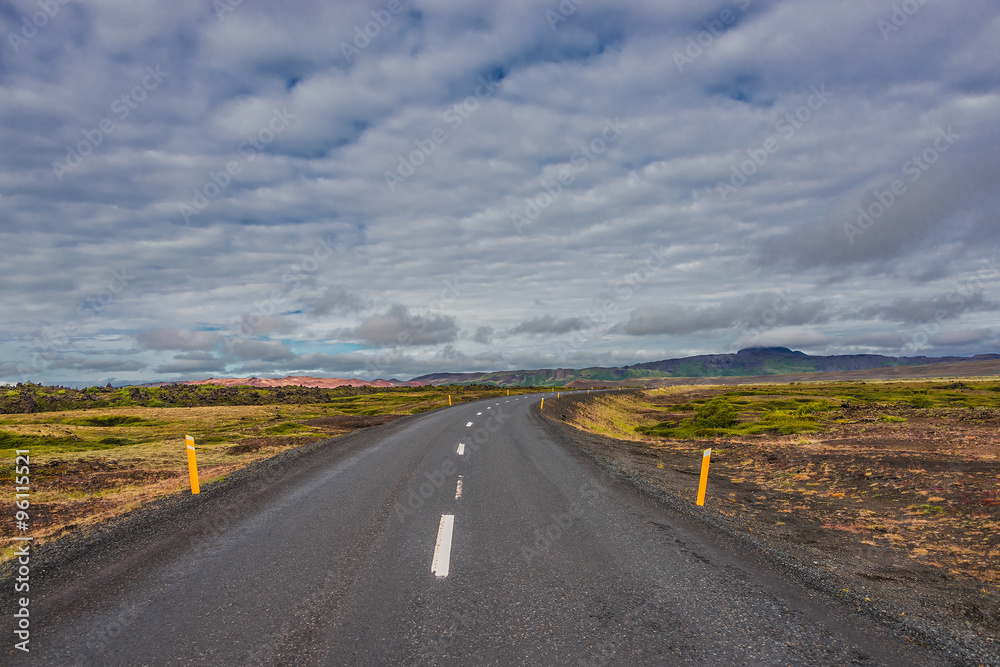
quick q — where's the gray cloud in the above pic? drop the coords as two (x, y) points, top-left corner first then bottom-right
(45, 358), (147, 372)
(311, 285), (368, 316)
(624, 302), (741, 337)
(174, 351), (218, 361)
(859, 292), (995, 324)
(154, 358), (229, 375)
(732, 328), (839, 351)
(472, 326), (494, 344)
(0, 361), (26, 380)
(227, 339), (296, 362)
(509, 315), (589, 336)
(342, 304), (459, 347)
(136, 329), (223, 352)
(760, 141), (1000, 270)
(247, 317), (296, 335)
(233, 345), (506, 378)
(928, 328), (993, 346)
(623, 295), (827, 336)
(841, 332), (910, 348)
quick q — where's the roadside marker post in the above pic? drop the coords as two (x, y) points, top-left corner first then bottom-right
(696, 448), (712, 506)
(186, 435), (200, 495)
(449, 395), (452, 406)
(540, 398), (544, 410)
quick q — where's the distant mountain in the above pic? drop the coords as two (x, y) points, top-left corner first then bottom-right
(410, 349), (1000, 386)
(145, 350), (1000, 390)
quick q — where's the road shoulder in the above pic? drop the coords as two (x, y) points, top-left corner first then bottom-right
(536, 398), (999, 667)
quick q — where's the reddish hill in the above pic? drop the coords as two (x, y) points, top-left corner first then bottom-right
(181, 376), (428, 389)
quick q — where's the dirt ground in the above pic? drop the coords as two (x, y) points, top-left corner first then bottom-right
(546, 388), (1000, 662)
(1, 408), (410, 553)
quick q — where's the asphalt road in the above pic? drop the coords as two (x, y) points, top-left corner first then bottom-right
(25, 393), (953, 666)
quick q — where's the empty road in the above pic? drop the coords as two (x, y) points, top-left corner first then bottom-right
(24, 393), (951, 665)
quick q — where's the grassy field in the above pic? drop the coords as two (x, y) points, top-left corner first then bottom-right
(1, 385), (553, 561)
(560, 379), (1000, 587)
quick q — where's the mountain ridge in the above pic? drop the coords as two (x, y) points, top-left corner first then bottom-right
(411, 349), (1000, 386)
(143, 350), (1000, 389)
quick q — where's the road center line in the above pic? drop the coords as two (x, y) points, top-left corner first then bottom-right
(455, 476), (463, 500)
(431, 514), (455, 577)
(476, 412), (482, 415)
(466, 421), (473, 427)
(457, 442), (465, 455)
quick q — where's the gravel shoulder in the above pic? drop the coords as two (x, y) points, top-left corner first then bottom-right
(541, 392), (1000, 667)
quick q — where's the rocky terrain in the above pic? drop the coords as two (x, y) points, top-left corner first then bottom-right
(179, 375), (427, 388)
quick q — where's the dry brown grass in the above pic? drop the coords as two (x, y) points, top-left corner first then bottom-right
(0, 404), (384, 560)
(558, 381), (1000, 586)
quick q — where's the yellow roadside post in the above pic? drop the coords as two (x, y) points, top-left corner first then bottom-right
(186, 435), (200, 495)
(540, 398), (544, 410)
(449, 395), (452, 406)
(696, 448), (712, 506)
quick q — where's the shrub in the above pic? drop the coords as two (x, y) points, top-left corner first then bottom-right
(66, 415), (147, 427)
(910, 394), (932, 408)
(693, 399), (738, 428)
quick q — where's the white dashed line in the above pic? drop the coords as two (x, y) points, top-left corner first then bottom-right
(477, 412), (482, 415)
(466, 421), (473, 427)
(457, 442), (465, 455)
(486, 407), (491, 410)
(431, 514), (455, 577)
(455, 476), (463, 500)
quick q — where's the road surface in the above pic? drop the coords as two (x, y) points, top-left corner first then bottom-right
(24, 393), (952, 665)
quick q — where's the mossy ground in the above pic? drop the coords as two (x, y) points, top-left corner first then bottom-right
(555, 379), (1000, 591)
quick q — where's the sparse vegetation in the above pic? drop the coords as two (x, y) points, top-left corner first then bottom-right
(693, 399), (738, 428)
(635, 395), (830, 438)
(554, 379), (1000, 592)
(879, 414), (907, 423)
(0, 382), (543, 415)
(0, 383), (558, 561)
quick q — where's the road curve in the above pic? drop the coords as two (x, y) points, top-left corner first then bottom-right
(24, 393), (952, 666)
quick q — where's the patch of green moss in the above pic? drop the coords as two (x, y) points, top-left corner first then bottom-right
(63, 415), (151, 427)
(0, 430), (123, 456)
(637, 397), (825, 439)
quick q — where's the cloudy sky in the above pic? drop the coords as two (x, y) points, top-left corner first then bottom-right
(1, 0), (998, 385)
